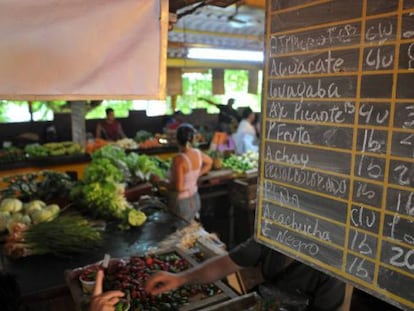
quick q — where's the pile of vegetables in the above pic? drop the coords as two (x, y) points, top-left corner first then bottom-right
(1, 170), (74, 203)
(0, 198), (60, 233)
(0, 147), (25, 164)
(222, 151), (259, 173)
(125, 153), (169, 184)
(71, 159), (132, 222)
(85, 138), (108, 154)
(88, 144), (169, 185)
(114, 138), (138, 150)
(4, 214), (102, 258)
(24, 141), (84, 157)
(24, 143), (48, 157)
(134, 131), (167, 149)
(134, 130), (153, 144)
(137, 137), (163, 149)
(71, 145), (164, 227)
(79, 252), (222, 310)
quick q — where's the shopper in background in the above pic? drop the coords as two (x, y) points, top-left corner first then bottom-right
(164, 110), (185, 130)
(157, 123), (212, 222)
(96, 107), (127, 141)
(145, 237), (345, 311)
(199, 97), (240, 134)
(233, 107), (259, 154)
(254, 112), (261, 138)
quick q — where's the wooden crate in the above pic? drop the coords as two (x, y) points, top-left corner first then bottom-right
(229, 177), (258, 210)
(199, 292), (260, 311)
(65, 247), (237, 311)
(124, 182), (153, 202)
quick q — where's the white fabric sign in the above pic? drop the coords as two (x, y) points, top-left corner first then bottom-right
(0, 0), (167, 100)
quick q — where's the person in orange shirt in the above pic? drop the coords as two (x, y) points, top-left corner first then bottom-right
(158, 123), (213, 222)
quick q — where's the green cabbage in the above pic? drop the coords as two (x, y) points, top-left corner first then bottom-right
(24, 200), (47, 215)
(31, 209), (57, 225)
(0, 198), (23, 213)
(45, 204), (60, 216)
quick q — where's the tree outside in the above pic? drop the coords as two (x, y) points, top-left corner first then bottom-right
(0, 69), (261, 122)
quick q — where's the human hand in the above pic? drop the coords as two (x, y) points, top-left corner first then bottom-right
(89, 270), (125, 311)
(145, 271), (184, 296)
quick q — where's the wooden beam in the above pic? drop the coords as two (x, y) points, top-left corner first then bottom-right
(170, 28), (263, 43)
(167, 58), (262, 70)
(244, 0), (265, 8)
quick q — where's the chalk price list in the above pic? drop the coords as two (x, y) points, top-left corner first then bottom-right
(258, 1), (414, 309)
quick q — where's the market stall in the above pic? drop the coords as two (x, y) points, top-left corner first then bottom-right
(1, 207), (187, 296)
(0, 141), (261, 310)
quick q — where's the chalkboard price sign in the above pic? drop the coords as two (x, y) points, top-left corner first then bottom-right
(256, 1), (414, 310)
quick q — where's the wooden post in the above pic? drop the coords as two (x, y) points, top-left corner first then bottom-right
(167, 68), (182, 96)
(70, 101), (86, 146)
(212, 68), (225, 94)
(248, 69), (258, 94)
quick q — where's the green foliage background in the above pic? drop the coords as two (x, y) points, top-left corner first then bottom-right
(0, 69), (261, 122)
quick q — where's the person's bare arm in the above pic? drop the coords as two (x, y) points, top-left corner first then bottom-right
(198, 97), (218, 107)
(200, 152), (213, 176)
(145, 254), (241, 296)
(161, 156), (186, 192)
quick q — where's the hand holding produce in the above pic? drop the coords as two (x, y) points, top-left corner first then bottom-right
(145, 271), (184, 296)
(90, 270), (125, 311)
(92, 253), (222, 310)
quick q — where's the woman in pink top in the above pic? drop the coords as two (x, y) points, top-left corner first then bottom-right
(159, 124), (212, 222)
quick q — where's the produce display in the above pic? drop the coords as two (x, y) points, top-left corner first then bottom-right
(0, 198), (60, 233)
(134, 130), (153, 144)
(114, 138), (138, 150)
(135, 131), (165, 149)
(85, 138), (108, 154)
(90, 145), (169, 185)
(71, 145), (167, 226)
(125, 153), (169, 184)
(0, 146), (25, 164)
(137, 137), (163, 149)
(1, 170), (74, 202)
(24, 141), (84, 157)
(222, 151), (259, 173)
(4, 214), (102, 258)
(78, 252), (223, 311)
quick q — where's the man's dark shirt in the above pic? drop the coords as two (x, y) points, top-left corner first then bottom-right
(229, 238), (345, 311)
(216, 104), (240, 124)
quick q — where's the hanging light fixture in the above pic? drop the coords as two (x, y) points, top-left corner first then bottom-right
(187, 48), (264, 62)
